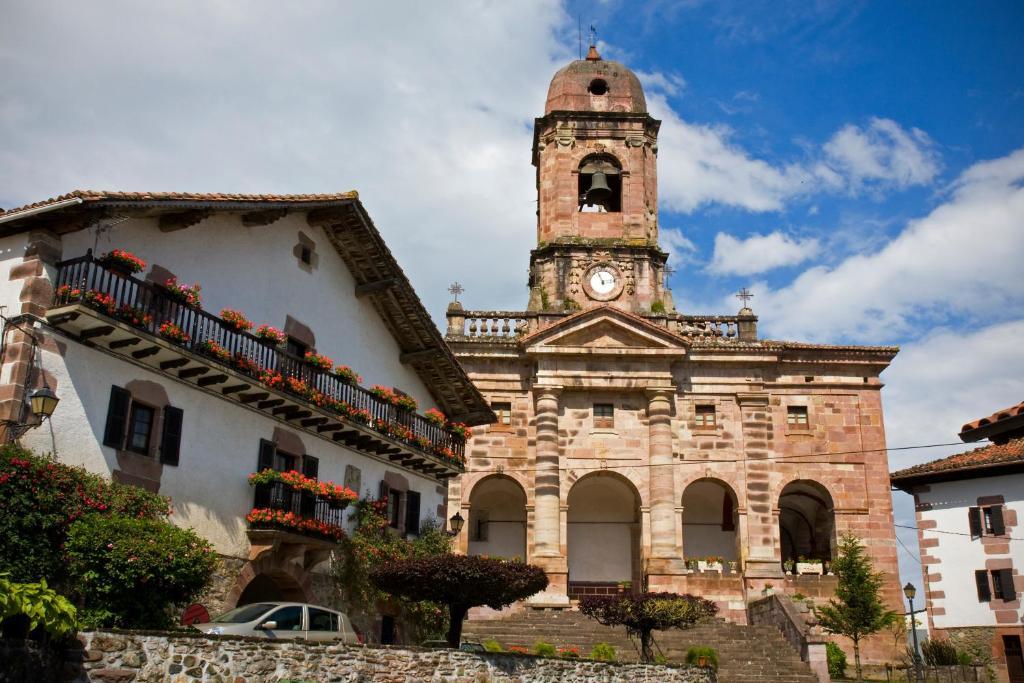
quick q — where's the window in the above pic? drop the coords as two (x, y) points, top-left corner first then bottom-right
(388, 488), (403, 529)
(787, 406), (809, 428)
(126, 403), (155, 454)
(267, 605), (303, 631)
(969, 505), (1006, 538)
(286, 337), (308, 359)
(992, 569), (1016, 601)
(308, 607), (338, 632)
(492, 402), (512, 427)
(695, 405), (716, 429)
(976, 570), (992, 602)
(594, 403), (614, 429)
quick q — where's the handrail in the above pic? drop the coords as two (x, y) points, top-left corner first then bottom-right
(52, 251), (465, 467)
(251, 480), (346, 539)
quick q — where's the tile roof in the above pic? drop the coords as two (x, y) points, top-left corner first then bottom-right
(890, 437), (1024, 485)
(0, 189), (358, 218)
(961, 399), (1024, 433)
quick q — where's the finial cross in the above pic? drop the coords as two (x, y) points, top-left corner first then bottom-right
(448, 281), (464, 303)
(590, 24), (597, 47)
(736, 287), (754, 307)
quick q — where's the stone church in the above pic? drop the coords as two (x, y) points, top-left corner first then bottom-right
(445, 45), (903, 637)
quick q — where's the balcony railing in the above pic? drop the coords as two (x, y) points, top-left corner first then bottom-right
(250, 481), (347, 542)
(50, 251), (465, 469)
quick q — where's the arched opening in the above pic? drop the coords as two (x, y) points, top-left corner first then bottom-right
(237, 572), (306, 606)
(567, 472), (640, 599)
(682, 478), (739, 565)
(467, 476), (527, 560)
(779, 480), (836, 567)
(577, 154), (622, 213)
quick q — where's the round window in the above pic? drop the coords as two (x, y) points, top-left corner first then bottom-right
(588, 78), (608, 96)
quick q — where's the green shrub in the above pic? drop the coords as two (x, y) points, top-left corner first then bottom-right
(921, 638), (961, 666)
(650, 300), (666, 314)
(686, 646), (719, 669)
(826, 641), (847, 678)
(0, 575), (77, 639)
(482, 639), (503, 652)
(0, 444), (170, 586)
(65, 514), (217, 628)
(533, 640), (557, 657)
(590, 642), (617, 662)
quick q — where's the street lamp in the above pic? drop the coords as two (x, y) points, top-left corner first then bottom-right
(30, 385), (60, 420)
(448, 511), (465, 537)
(903, 582), (924, 683)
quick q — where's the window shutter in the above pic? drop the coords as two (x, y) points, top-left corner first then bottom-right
(968, 507), (982, 538)
(976, 570), (992, 602)
(254, 439), (277, 508)
(102, 385), (132, 448)
(998, 569), (1016, 601)
(379, 479), (389, 502)
(990, 505), (1006, 536)
(159, 406), (184, 466)
(406, 491), (421, 536)
(302, 455), (319, 480)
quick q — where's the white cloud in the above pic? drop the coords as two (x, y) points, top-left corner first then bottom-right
(659, 227), (699, 269)
(824, 117), (941, 192)
(708, 231), (819, 275)
(754, 148), (1024, 343)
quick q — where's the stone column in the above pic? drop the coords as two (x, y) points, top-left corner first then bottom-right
(645, 388), (684, 585)
(737, 392), (782, 577)
(529, 386), (568, 602)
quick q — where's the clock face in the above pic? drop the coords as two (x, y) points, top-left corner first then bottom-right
(590, 269), (617, 295)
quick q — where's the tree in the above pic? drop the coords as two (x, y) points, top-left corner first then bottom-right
(370, 555), (548, 647)
(579, 592), (718, 663)
(816, 534), (897, 682)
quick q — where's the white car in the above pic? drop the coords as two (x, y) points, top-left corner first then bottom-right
(192, 602), (361, 643)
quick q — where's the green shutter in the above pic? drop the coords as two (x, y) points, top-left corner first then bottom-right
(159, 406), (184, 465)
(102, 385), (132, 448)
(406, 491), (421, 536)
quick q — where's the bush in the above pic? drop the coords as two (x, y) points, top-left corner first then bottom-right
(826, 641), (847, 678)
(533, 640), (556, 657)
(65, 514), (217, 628)
(0, 575), (77, 640)
(0, 444), (170, 586)
(686, 646), (719, 669)
(921, 638), (961, 666)
(482, 639), (503, 652)
(590, 642), (616, 662)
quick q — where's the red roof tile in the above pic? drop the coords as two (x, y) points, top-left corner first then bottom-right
(891, 438), (1024, 483)
(961, 399), (1024, 433)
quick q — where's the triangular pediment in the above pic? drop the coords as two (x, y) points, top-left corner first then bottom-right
(523, 306), (687, 356)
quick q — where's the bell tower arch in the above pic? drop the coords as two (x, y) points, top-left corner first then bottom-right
(529, 44), (671, 314)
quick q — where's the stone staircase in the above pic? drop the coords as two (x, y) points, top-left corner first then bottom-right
(462, 609), (820, 683)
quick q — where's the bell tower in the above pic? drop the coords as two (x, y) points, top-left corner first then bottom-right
(528, 44), (671, 314)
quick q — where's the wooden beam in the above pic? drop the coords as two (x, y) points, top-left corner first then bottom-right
(388, 453), (406, 462)
(178, 366), (210, 379)
(301, 417), (328, 428)
(316, 423), (344, 433)
(222, 384), (247, 395)
(289, 410), (312, 421)
(435, 472), (458, 480)
(401, 458), (424, 468)
(354, 278), (396, 298)
(109, 338), (141, 350)
(306, 207), (348, 227)
(80, 325), (115, 341)
(273, 405), (300, 417)
(236, 391), (267, 404)
(333, 430), (359, 443)
(241, 208), (287, 227)
(256, 398), (283, 409)
(132, 346), (160, 359)
(160, 358), (189, 371)
(197, 373), (228, 387)
(48, 312), (80, 325)
(159, 210), (210, 232)
(399, 347), (442, 365)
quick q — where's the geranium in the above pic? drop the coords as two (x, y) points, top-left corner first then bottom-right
(558, 646), (580, 658)
(116, 305), (153, 328)
(163, 278), (202, 309)
(447, 422), (473, 440)
(219, 308), (252, 333)
(334, 365), (361, 384)
(433, 445), (466, 468)
(100, 249), (146, 274)
(82, 290), (116, 315)
(254, 325), (287, 345)
(508, 646), (530, 655)
(233, 354), (261, 376)
(349, 407), (372, 425)
(395, 393), (418, 412)
(370, 385), (397, 405)
(246, 507), (346, 542)
(158, 321), (190, 344)
(303, 351), (334, 371)
(284, 376), (312, 399)
(424, 408), (446, 427)
(194, 338), (230, 362)
(56, 284), (83, 301)
(258, 369), (284, 389)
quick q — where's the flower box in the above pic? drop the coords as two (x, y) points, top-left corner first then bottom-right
(697, 561), (723, 573)
(99, 249), (146, 275)
(162, 278), (203, 309)
(797, 562), (823, 575)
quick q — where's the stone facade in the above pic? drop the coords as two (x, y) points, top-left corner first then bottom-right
(446, 47), (904, 665)
(59, 631), (714, 683)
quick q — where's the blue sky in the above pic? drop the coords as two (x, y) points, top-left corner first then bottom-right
(2, 1), (1022, 608)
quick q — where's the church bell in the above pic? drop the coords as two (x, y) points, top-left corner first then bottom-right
(584, 171), (612, 207)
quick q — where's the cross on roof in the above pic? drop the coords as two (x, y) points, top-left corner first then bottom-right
(448, 282), (464, 303)
(590, 25), (597, 47)
(736, 287), (754, 308)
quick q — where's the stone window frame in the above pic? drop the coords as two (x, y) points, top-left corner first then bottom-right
(490, 400), (513, 433)
(592, 402), (615, 431)
(786, 404), (811, 432)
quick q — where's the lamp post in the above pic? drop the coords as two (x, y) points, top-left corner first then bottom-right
(903, 582), (924, 683)
(447, 511), (464, 537)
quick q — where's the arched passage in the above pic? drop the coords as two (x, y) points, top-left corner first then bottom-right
(682, 478), (739, 563)
(567, 472), (640, 598)
(226, 553), (313, 609)
(467, 475), (527, 560)
(237, 572), (306, 605)
(779, 480), (836, 564)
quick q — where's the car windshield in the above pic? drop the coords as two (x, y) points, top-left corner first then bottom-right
(211, 603), (276, 623)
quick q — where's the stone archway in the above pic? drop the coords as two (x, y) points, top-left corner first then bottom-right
(226, 553), (314, 608)
(467, 475), (528, 561)
(779, 480), (836, 564)
(566, 472), (641, 599)
(682, 478), (739, 564)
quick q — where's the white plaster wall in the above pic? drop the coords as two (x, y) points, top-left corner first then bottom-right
(59, 214), (437, 411)
(0, 233), (29, 312)
(21, 339), (444, 559)
(568, 524), (632, 581)
(916, 474), (1024, 628)
(468, 523), (526, 560)
(682, 480), (738, 560)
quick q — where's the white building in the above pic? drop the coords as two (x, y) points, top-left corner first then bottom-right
(891, 400), (1024, 683)
(0, 190), (491, 626)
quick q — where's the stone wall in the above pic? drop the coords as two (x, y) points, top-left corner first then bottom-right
(66, 631), (716, 683)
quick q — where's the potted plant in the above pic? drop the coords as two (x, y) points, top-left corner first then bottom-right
(762, 582), (774, 596)
(796, 557), (823, 575)
(783, 559), (795, 575)
(303, 350), (334, 372)
(394, 393), (417, 412)
(99, 248), (146, 276)
(159, 321), (191, 344)
(254, 324), (287, 345)
(334, 365), (361, 384)
(219, 308), (253, 333)
(162, 277), (203, 309)
(727, 560), (739, 574)
(685, 558), (699, 572)
(424, 408), (446, 427)
(699, 555), (723, 573)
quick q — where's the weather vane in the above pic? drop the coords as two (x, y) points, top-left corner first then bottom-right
(448, 282), (464, 303)
(736, 287), (754, 308)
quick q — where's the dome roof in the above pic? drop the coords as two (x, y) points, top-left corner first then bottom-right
(544, 48), (647, 115)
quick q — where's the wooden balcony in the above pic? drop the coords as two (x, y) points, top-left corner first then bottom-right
(47, 252), (466, 480)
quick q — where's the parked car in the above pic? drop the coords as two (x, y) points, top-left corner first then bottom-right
(421, 639), (485, 652)
(192, 602), (360, 643)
